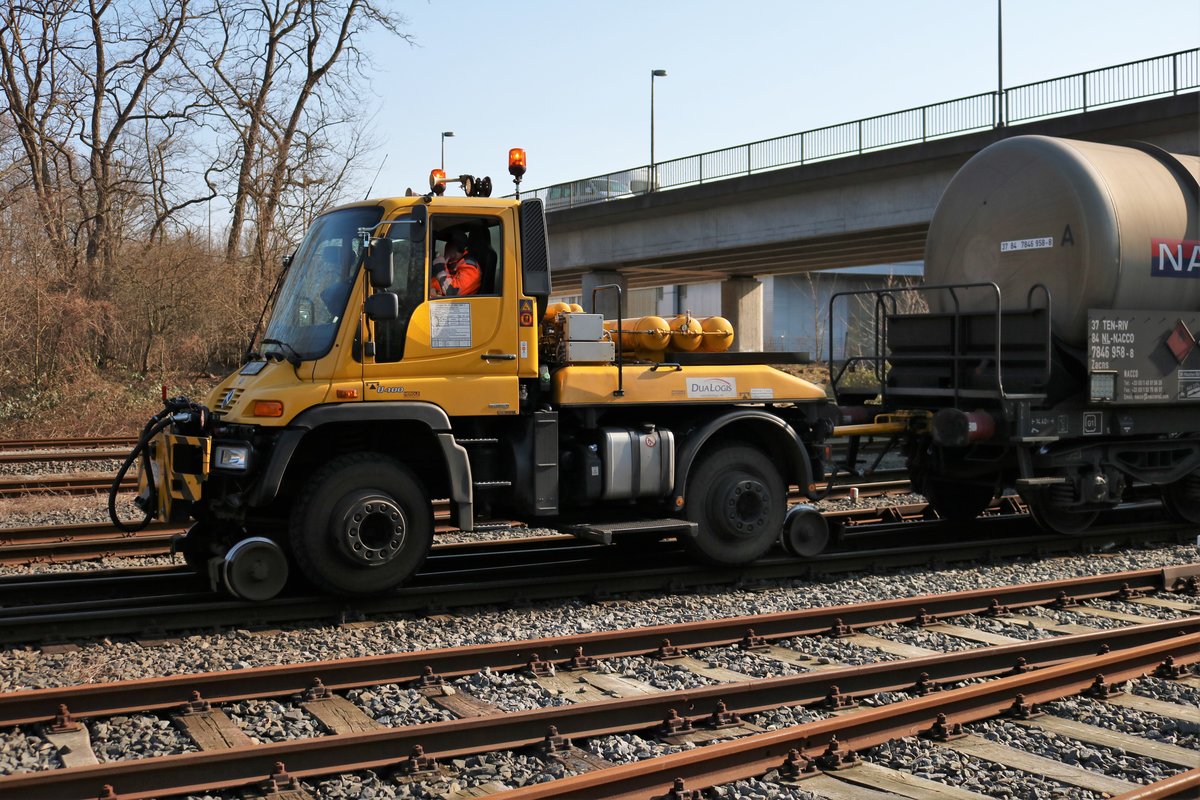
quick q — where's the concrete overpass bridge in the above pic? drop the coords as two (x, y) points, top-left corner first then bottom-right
(533, 50), (1198, 348)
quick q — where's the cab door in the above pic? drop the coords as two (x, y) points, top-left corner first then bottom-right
(361, 207), (520, 417)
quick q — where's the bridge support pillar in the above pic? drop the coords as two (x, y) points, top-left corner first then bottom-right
(581, 270), (627, 319)
(720, 277), (763, 352)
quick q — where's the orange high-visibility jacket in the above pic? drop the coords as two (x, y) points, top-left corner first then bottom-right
(430, 255), (482, 297)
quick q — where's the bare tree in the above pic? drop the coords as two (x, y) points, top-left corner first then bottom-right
(189, 0), (408, 272)
(0, 1), (77, 281)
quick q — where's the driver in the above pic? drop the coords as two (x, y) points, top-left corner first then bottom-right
(430, 231), (482, 298)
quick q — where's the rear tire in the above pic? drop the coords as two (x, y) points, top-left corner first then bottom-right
(683, 444), (785, 565)
(289, 453), (432, 596)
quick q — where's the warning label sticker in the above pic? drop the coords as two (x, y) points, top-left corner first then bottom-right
(430, 302), (472, 348)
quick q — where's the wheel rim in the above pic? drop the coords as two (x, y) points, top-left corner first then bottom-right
(223, 537), (289, 601)
(333, 490), (407, 566)
(715, 476), (771, 540)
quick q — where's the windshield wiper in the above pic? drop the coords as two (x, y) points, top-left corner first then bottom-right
(261, 338), (303, 367)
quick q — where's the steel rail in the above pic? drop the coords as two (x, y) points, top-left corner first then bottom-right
(0, 565), (1194, 726)
(0, 520), (1190, 645)
(489, 632), (1200, 800)
(0, 475), (134, 498)
(1109, 768), (1200, 800)
(0, 436), (137, 452)
(2, 619), (1196, 800)
(0, 449), (127, 464)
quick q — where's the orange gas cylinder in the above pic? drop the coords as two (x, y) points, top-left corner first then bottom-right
(543, 301), (571, 323)
(603, 316), (672, 351)
(568, 303), (585, 313)
(699, 316), (734, 352)
(669, 314), (703, 351)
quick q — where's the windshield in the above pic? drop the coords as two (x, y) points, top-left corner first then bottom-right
(262, 206), (383, 361)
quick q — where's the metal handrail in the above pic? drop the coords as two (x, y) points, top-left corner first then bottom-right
(828, 281), (1059, 406)
(517, 49), (1198, 209)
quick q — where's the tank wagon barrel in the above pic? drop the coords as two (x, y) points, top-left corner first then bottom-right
(830, 134), (1200, 535)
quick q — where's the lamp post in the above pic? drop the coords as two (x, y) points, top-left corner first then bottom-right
(440, 131), (455, 171)
(996, 0), (1004, 127)
(650, 69), (667, 190)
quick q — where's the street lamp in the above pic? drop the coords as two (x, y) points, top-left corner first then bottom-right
(650, 69), (667, 189)
(440, 131), (455, 171)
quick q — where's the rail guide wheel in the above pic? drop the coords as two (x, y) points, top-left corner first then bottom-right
(222, 537), (289, 601)
(779, 504), (829, 557)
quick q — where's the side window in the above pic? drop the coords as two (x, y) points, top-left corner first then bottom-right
(429, 216), (503, 299)
(373, 220), (426, 363)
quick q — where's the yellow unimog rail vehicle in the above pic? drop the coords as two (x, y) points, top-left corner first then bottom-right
(113, 155), (836, 600)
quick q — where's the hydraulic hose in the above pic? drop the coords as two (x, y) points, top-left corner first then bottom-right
(108, 407), (176, 533)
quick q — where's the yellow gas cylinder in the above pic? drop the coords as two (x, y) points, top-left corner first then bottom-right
(635, 315), (671, 351)
(568, 303), (585, 313)
(669, 314), (703, 351)
(543, 301), (571, 323)
(699, 316), (734, 352)
(602, 319), (638, 350)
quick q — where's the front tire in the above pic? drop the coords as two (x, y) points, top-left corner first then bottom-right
(683, 444), (785, 565)
(289, 453), (433, 596)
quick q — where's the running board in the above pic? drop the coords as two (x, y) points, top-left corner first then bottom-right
(561, 519), (699, 545)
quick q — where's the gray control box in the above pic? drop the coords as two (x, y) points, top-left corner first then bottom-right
(563, 313), (604, 342)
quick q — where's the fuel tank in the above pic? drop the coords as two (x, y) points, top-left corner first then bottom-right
(924, 135), (1200, 348)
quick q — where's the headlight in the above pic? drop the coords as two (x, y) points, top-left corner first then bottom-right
(214, 443), (251, 471)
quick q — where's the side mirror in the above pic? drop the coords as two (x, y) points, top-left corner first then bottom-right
(364, 292), (399, 321)
(366, 238), (393, 289)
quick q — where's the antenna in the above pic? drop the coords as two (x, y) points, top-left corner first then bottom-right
(364, 154), (389, 200)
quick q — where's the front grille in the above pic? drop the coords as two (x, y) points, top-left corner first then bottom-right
(216, 388), (244, 412)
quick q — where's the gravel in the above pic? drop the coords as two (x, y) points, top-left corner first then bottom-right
(777, 633), (901, 665)
(5, 540), (1196, 693)
(0, 728), (63, 774)
(608, 655), (713, 691)
(450, 668), (572, 711)
(863, 622), (971, 652)
(690, 645), (806, 679)
(344, 684), (456, 727)
(1046, 687), (1200, 748)
(226, 699), (321, 743)
(866, 734), (1107, 800)
(587, 732), (687, 764)
(89, 713), (197, 761)
(973, 717), (1178, 785)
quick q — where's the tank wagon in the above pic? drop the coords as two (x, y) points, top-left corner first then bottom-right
(831, 135), (1200, 534)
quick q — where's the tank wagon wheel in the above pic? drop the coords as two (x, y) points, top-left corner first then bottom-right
(683, 443), (785, 566)
(289, 453), (433, 596)
(1027, 485), (1099, 536)
(1163, 471), (1200, 525)
(919, 475), (996, 525)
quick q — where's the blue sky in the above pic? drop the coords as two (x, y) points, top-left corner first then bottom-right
(356, 0), (1198, 198)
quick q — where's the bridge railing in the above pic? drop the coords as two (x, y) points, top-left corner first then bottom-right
(519, 48), (1198, 210)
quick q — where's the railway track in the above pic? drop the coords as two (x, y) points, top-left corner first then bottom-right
(1, 566), (1196, 799)
(0, 436), (137, 452)
(0, 508), (1189, 646)
(0, 475), (917, 563)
